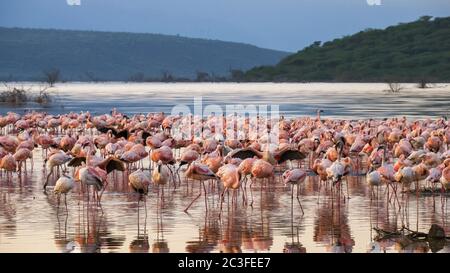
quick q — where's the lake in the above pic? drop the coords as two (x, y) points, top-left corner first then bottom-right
(0, 82), (449, 253)
(1, 82), (449, 118)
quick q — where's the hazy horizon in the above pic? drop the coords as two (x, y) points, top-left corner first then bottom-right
(1, 0), (450, 52)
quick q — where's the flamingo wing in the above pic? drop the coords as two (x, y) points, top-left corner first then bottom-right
(229, 148), (259, 160)
(276, 149), (306, 164)
(68, 156), (86, 167)
(195, 164), (218, 178)
(115, 129), (129, 139)
(106, 157), (126, 173)
(90, 167), (107, 183)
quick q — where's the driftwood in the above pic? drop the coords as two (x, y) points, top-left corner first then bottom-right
(374, 224), (450, 241)
(405, 187), (449, 196)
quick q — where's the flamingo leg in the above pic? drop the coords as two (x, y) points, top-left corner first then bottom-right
(56, 194), (61, 214)
(44, 168), (54, 191)
(219, 187), (227, 219)
(296, 184), (304, 215)
(184, 183), (202, 213)
(248, 179), (255, 207)
(202, 181), (208, 211)
(65, 194), (68, 213)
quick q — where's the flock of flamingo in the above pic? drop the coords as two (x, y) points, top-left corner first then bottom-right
(0, 109), (449, 219)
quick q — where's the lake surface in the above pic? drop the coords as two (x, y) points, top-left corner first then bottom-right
(0, 82), (449, 118)
(0, 82), (449, 253)
(0, 151), (449, 253)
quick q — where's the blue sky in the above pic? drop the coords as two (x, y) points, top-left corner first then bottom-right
(0, 0), (449, 52)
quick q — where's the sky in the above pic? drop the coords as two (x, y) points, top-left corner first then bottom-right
(0, 0), (449, 52)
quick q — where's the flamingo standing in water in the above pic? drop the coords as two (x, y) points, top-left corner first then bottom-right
(183, 162), (218, 213)
(44, 151), (72, 190)
(250, 159), (274, 183)
(326, 138), (353, 199)
(128, 169), (151, 215)
(217, 163), (243, 217)
(129, 169), (151, 195)
(177, 148), (200, 172)
(151, 146), (177, 186)
(152, 160), (171, 202)
(238, 157), (257, 187)
(75, 164), (107, 206)
(282, 168), (307, 215)
(13, 148), (33, 174)
(0, 154), (17, 181)
(54, 174), (75, 212)
(394, 166), (415, 193)
(366, 166), (382, 203)
(248, 159), (274, 206)
(440, 166), (450, 192)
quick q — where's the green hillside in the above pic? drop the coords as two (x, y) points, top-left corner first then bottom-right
(0, 27), (289, 81)
(244, 16), (450, 82)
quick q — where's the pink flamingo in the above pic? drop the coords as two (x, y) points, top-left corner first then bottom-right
(183, 162), (218, 213)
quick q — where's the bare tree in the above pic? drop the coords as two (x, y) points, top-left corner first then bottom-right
(195, 71), (210, 82)
(1, 82), (30, 104)
(230, 69), (245, 82)
(34, 84), (52, 105)
(85, 71), (100, 82)
(418, 78), (429, 89)
(386, 81), (403, 93)
(161, 70), (174, 82)
(1, 82), (53, 105)
(43, 68), (60, 87)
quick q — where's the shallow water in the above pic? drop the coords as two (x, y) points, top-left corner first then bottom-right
(0, 149), (449, 253)
(0, 82), (449, 118)
(0, 82), (449, 253)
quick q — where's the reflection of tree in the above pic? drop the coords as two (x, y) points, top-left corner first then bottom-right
(314, 197), (354, 253)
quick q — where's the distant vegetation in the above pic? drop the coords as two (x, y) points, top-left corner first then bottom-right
(43, 68), (61, 87)
(244, 16), (450, 82)
(0, 27), (288, 82)
(0, 82), (53, 105)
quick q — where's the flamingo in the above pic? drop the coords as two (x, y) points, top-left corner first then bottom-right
(44, 151), (72, 190)
(128, 168), (151, 215)
(177, 148), (200, 172)
(0, 154), (17, 181)
(129, 169), (151, 195)
(282, 168), (307, 214)
(366, 166), (382, 203)
(13, 148), (32, 173)
(53, 174), (75, 212)
(440, 166), (450, 192)
(238, 157), (257, 186)
(75, 164), (107, 206)
(394, 166), (415, 192)
(152, 160), (171, 202)
(217, 163), (243, 216)
(152, 161), (170, 186)
(0, 135), (19, 153)
(183, 162), (218, 213)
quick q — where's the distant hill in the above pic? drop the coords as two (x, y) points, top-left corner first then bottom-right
(0, 27), (289, 81)
(244, 16), (450, 82)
